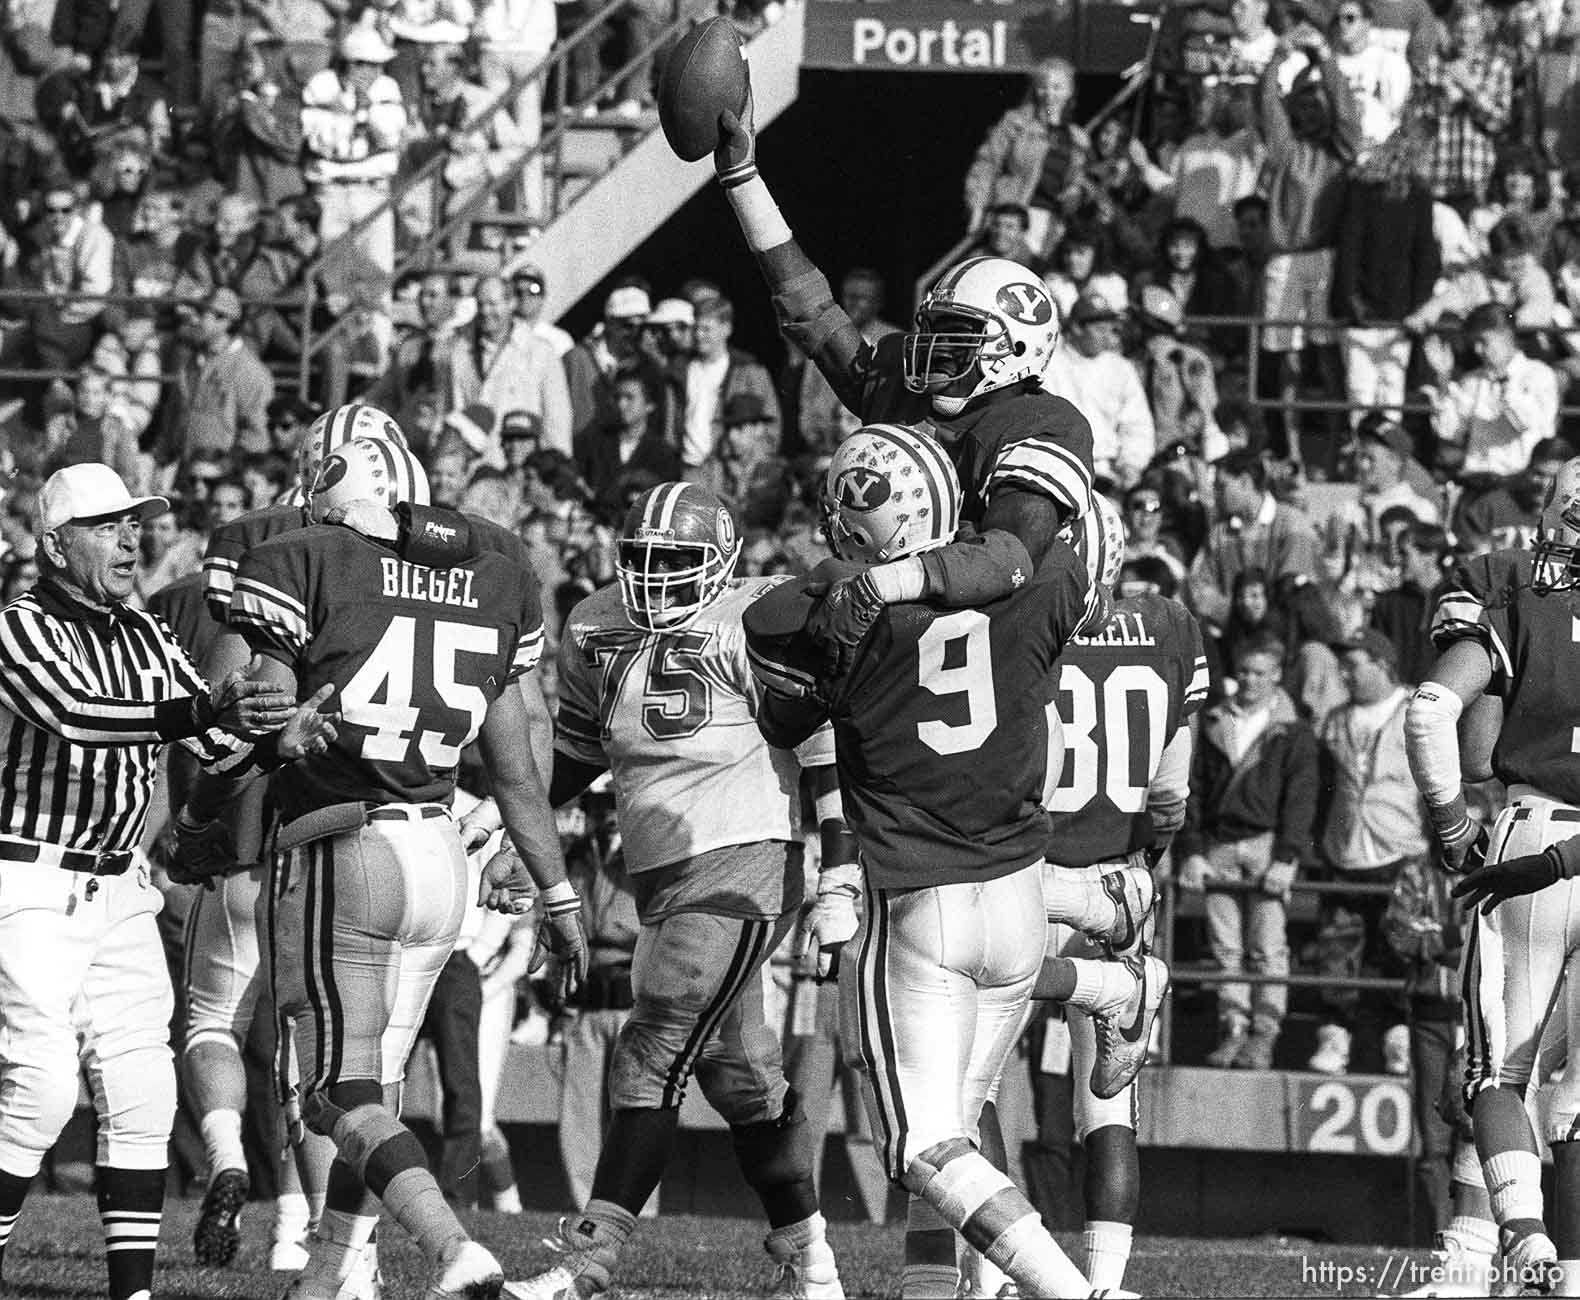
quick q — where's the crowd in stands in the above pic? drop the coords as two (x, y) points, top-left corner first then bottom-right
(6, 0), (1580, 1238)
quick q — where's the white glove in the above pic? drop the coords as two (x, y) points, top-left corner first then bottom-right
(797, 862), (861, 981)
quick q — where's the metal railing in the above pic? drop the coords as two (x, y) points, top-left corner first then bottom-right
(292, 0), (697, 389)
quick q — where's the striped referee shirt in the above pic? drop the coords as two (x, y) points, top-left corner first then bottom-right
(0, 580), (253, 855)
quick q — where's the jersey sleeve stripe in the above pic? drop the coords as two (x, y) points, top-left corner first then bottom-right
(1185, 659), (1210, 705)
(229, 588), (310, 654)
(234, 575), (308, 619)
(746, 645), (816, 699)
(1431, 592), (1485, 636)
(509, 628), (545, 678)
(1486, 623), (1514, 682)
(986, 440), (1090, 514)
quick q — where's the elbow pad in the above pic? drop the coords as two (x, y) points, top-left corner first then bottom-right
(1405, 682), (1465, 808)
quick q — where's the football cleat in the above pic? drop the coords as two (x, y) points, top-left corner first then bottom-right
(193, 1166), (249, 1266)
(765, 1233), (844, 1299)
(1090, 955), (1169, 1101)
(1500, 1229), (1559, 1297)
(503, 1218), (622, 1299)
(1094, 863), (1154, 957)
(343, 1242), (385, 1300)
(426, 1240), (504, 1300)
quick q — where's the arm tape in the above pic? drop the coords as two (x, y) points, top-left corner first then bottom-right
(1405, 681), (1466, 808)
(725, 175), (792, 252)
(813, 784), (844, 826)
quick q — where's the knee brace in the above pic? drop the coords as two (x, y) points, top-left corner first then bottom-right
(302, 1077), (383, 1139)
(314, 1091), (426, 1199)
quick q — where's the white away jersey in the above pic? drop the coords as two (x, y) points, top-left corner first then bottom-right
(555, 577), (834, 873)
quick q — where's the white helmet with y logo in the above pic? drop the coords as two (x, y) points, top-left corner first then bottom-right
(822, 423), (961, 564)
(903, 256), (1060, 417)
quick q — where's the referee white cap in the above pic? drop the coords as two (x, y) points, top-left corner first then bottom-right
(38, 464), (169, 535)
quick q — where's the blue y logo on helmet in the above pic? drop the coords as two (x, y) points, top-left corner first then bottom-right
(995, 282), (1053, 325)
(835, 466), (891, 513)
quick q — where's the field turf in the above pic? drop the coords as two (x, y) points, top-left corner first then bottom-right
(0, 1193), (1447, 1297)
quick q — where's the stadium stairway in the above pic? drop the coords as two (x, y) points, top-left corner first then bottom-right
(530, 3), (806, 324)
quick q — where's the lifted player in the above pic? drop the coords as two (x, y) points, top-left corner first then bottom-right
(743, 424), (1167, 1300)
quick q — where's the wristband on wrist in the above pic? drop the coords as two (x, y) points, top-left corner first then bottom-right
(540, 880), (580, 915)
(867, 556), (926, 606)
(723, 175), (791, 250)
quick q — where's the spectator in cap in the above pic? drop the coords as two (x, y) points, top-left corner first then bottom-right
(1308, 626), (1428, 1079)
(564, 280), (656, 440)
(1424, 302), (1559, 482)
(158, 286), (275, 465)
(690, 392), (792, 531)
(572, 366), (681, 516)
(299, 22), (408, 273)
(499, 408), (544, 477)
(1323, 417), (1439, 596)
(794, 268), (900, 459)
(1044, 292), (1155, 489)
(1452, 436), (1573, 556)
(510, 265), (574, 358)
(449, 274), (573, 455)
(680, 295), (779, 471)
(1134, 285), (1224, 463)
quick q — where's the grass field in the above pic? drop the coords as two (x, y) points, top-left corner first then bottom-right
(0, 1193), (1445, 1297)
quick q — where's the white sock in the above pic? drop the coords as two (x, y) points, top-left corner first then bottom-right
(309, 1208), (379, 1285)
(1446, 1213), (1497, 1259)
(1556, 1259), (1580, 1296)
(274, 1191), (310, 1246)
(1044, 874), (1112, 933)
(1066, 958), (1135, 1015)
(1083, 1220), (1133, 1291)
(1484, 1150), (1545, 1225)
(200, 1111), (246, 1178)
(899, 1264), (960, 1298)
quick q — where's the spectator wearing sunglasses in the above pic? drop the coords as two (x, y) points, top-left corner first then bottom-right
(509, 264), (573, 358)
(1122, 483), (1188, 589)
(1329, 0), (1411, 151)
(20, 179), (114, 374)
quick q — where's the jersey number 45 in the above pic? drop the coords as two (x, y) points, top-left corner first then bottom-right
(341, 614), (500, 766)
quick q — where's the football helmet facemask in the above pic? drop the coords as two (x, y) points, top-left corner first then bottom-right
(821, 422), (961, 565)
(617, 482), (741, 632)
(297, 404), (408, 493)
(903, 257), (1060, 417)
(309, 436), (430, 521)
(1534, 456), (1580, 594)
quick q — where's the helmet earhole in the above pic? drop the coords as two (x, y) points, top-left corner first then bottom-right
(1012, 341), (1026, 356)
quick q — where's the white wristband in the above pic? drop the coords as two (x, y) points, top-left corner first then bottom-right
(813, 784), (844, 826)
(540, 880), (580, 915)
(724, 175), (791, 252)
(868, 556), (926, 606)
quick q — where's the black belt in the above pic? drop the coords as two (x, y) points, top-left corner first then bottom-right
(0, 840), (133, 876)
(367, 806), (448, 822)
(571, 966), (634, 1012)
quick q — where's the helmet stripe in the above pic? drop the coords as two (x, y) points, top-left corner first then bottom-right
(648, 481), (687, 535)
(372, 438), (405, 501)
(329, 405), (356, 451)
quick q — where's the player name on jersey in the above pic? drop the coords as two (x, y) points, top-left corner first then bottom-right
(1070, 610), (1159, 649)
(380, 558), (481, 610)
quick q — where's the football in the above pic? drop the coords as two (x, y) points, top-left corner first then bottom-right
(658, 16), (749, 163)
